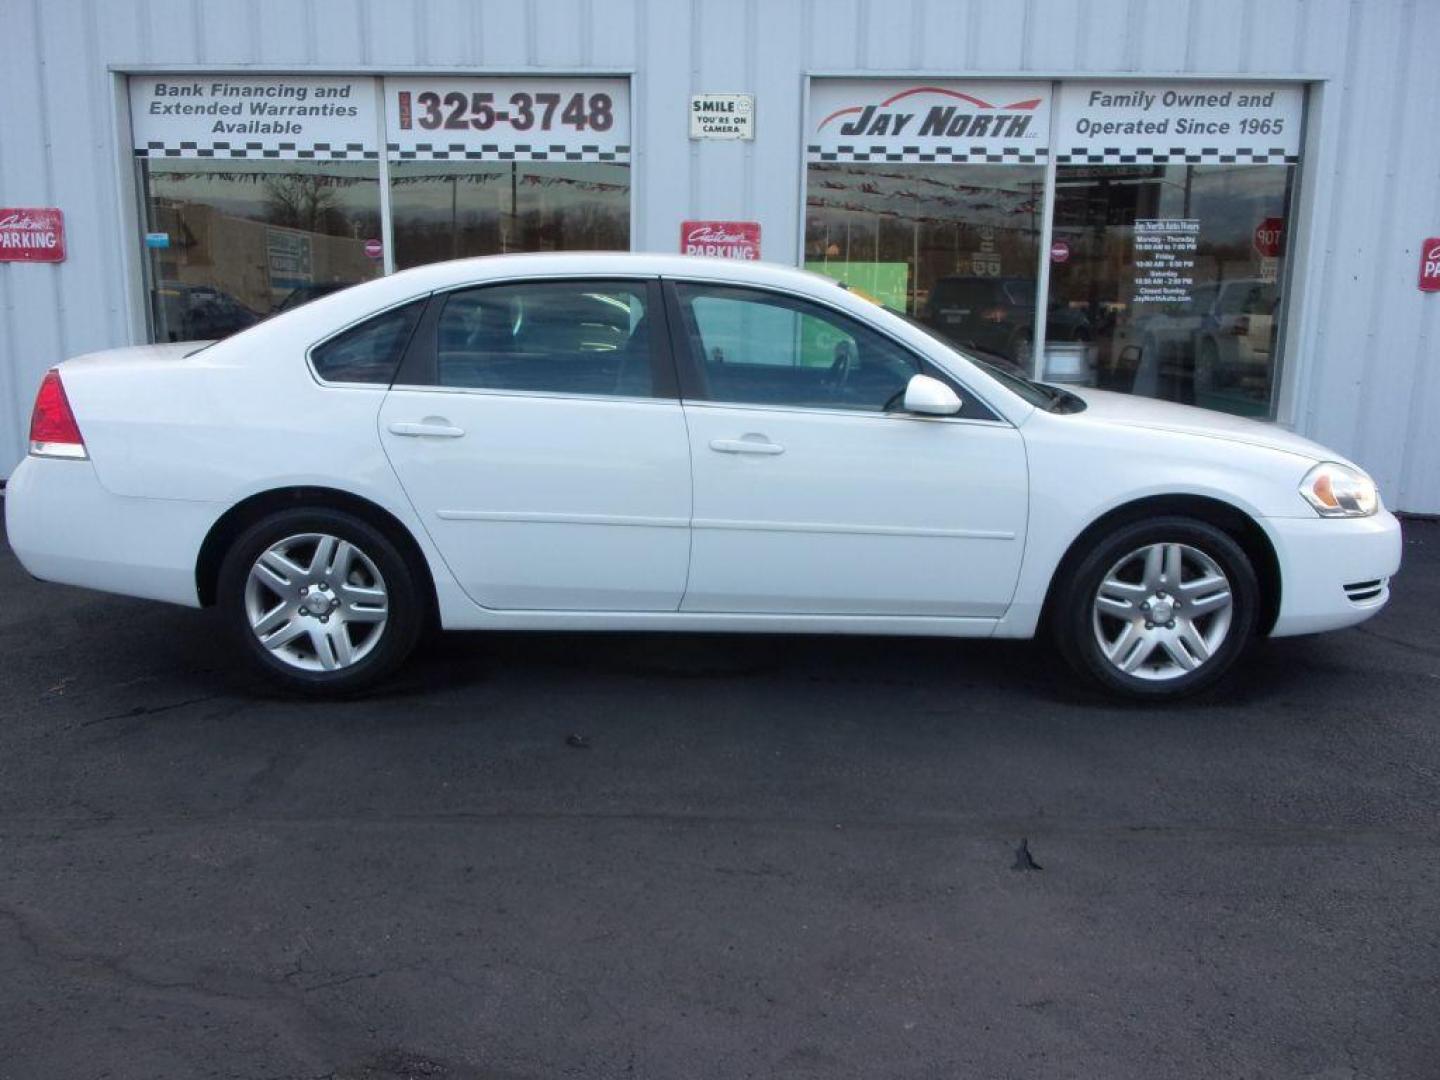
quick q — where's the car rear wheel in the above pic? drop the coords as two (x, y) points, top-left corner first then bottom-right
(1053, 517), (1259, 699)
(217, 508), (423, 695)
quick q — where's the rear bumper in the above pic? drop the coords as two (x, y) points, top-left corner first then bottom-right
(1267, 509), (1403, 637)
(4, 456), (218, 607)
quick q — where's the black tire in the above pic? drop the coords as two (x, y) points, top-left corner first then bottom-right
(217, 507), (424, 696)
(1051, 516), (1260, 700)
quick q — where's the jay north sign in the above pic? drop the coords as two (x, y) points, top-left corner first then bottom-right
(807, 80), (1050, 164)
(824, 92), (1040, 141)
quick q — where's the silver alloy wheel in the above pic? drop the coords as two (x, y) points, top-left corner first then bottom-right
(243, 532), (389, 673)
(1090, 542), (1234, 682)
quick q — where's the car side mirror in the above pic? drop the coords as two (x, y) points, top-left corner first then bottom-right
(902, 374), (962, 416)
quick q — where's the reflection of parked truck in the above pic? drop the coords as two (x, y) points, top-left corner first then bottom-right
(1135, 279), (1277, 391)
(923, 276), (1091, 369)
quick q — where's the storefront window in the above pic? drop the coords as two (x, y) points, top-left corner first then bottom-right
(383, 77), (631, 270)
(388, 161), (629, 269)
(805, 163), (1044, 370)
(1049, 82), (1304, 416)
(139, 160), (382, 341)
(1048, 165), (1294, 417)
(803, 81), (1052, 373)
(129, 75), (385, 342)
(128, 74), (632, 342)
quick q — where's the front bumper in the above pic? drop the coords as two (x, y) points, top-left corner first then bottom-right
(1266, 509), (1403, 637)
(4, 455), (220, 607)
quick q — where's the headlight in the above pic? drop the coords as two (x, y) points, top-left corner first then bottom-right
(1299, 462), (1379, 518)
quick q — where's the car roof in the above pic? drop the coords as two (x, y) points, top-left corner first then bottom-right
(386, 252), (847, 294)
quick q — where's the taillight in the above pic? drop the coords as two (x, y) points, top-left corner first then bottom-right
(980, 306), (1008, 323)
(1229, 316), (1250, 335)
(29, 369), (87, 459)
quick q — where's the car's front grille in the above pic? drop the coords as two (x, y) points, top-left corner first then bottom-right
(1343, 578), (1388, 604)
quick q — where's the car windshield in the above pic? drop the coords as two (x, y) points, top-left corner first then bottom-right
(891, 311), (1083, 413)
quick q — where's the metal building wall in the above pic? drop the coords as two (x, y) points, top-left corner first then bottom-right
(2, 0), (1437, 510)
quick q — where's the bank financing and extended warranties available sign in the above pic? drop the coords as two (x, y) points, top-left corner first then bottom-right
(130, 76), (379, 159)
(0, 208), (65, 263)
(385, 78), (630, 162)
(807, 80), (1050, 164)
(1055, 82), (1302, 164)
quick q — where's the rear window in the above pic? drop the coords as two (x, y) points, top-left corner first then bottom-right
(310, 300), (425, 385)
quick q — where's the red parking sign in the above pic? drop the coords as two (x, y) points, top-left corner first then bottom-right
(1420, 237), (1440, 293)
(681, 220), (761, 260)
(0, 208), (65, 263)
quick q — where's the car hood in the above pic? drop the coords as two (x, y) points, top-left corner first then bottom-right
(1061, 387), (1352, 465)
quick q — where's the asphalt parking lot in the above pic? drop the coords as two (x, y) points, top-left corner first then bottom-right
(2, 514), (1438, 1080)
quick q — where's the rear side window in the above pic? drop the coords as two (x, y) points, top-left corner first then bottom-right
(310, 300), (425, 385)
(434, 280), (654, 397)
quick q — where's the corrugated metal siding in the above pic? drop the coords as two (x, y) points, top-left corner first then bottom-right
(2, 0), (1437, 510)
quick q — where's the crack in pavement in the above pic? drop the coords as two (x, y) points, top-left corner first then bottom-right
(82, 695), (220, 727)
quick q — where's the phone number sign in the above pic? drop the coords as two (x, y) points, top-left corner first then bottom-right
(385, 77), (630, 162)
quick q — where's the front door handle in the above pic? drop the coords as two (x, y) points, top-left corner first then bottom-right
(709, 437), (784, 456)
(388, 420), (465, 438)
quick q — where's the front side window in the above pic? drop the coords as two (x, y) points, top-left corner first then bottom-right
(434, 281), (655, 398)
(674, 284), (925, 413)
(311, 300), (425, 385)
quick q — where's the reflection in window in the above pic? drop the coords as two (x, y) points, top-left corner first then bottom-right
(311, 300), (424, 385)
(139, 161), (382, 343)
(676, 284), (921, 412)
(803, 163), (1045, 373)
(388, 162), (629, 270)
(1049, 164), (1295, 417)
(434, 281), (651, 397)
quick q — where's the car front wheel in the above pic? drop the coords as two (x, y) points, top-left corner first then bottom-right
(1053, 517), (1260, 698)
(217, 508), (424, 695)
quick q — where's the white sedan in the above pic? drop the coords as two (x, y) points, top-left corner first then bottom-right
(7, 254), (1401, 698)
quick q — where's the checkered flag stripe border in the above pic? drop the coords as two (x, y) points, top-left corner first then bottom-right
(134, 140), (377, 160)
(1055, 146), (1299, 165)
(386, 142), (631, 163)
(806, 144), (1048, 164)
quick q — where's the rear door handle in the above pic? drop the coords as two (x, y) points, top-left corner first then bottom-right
(388, 420), (465, 438)
(709, 437), (784, 456)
